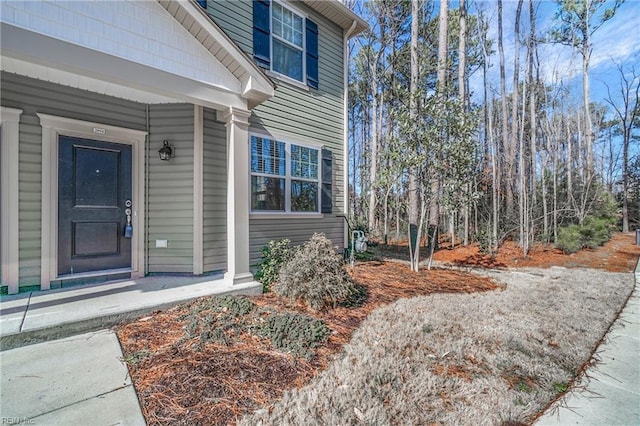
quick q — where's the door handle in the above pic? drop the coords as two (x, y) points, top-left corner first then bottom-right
(124, 200), (133, 238)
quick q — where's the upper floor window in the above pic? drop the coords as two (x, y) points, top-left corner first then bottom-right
(251, 135), (324, 213)
(253, 0), (319, 89)
(272, 2), (304, 81)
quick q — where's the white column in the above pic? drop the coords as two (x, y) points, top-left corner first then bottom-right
(193, 105), (204, 275)
(221, 106), (253, 285)
(1, 107), (22, 294)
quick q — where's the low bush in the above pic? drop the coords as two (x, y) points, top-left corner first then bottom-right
(556, 216), (615, 253)
(556, 225), (582, 253)
(275, 233), (355, 311)
(255, 239), (295, 292)
(257, 312), (330, 359)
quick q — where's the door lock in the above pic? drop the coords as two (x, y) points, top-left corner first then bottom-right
(124, 202), (133, 238)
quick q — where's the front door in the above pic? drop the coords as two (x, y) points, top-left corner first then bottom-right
(58, 136), (132, 276)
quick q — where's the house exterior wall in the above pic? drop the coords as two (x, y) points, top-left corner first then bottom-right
(147, 104), (196, 274)
(0, 73), (230, 290)
(207, 0), (347, 264)
(202, 107), (227, 273)
(0, 0), (239, 94)
(0, 71), (147, 290)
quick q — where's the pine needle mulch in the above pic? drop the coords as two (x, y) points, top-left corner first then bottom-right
(116, 262), (500, 426)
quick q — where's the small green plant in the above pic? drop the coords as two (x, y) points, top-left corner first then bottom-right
(255, 239), (295, 292)
(275, 233), (356, 311)
(123, 349), (151, 366)
(257, 312), (330, 358)
(552, 382), (568, 394)
(516, 381), (533, 393)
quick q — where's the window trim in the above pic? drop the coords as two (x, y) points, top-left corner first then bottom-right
(269, 0), (307, 84)
(249, 132), (322, 215)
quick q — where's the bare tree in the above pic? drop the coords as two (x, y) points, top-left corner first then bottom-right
(604, 61), (640, 232)
(429, 0), (448, 246)
(551, 0), (624, 177)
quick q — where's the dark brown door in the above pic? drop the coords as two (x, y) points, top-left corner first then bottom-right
(58, 136), (132, 275)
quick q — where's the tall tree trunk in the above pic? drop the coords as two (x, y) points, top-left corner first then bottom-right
(498, 0), (513, 219)
(529, 0), (538, 237)
(458, 0), (469, 246)
(582, 27), (593, 176)
(513, 0), (524, 247)
(368, 71), (379, 233)
(480, 8), (498, 251)
(408, 0), (420, 271)
(428, 0), (449, 266)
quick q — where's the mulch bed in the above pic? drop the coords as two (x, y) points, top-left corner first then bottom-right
(116, 262), (500, 425)
(380, 232), (640, 272)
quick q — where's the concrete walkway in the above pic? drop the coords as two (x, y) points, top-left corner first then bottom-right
(1, 330), (145, 425)
(0, 275), (261, 424)
(536, 261), (640, 425)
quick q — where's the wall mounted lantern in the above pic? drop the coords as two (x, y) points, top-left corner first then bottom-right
(158, 140), (173, 161)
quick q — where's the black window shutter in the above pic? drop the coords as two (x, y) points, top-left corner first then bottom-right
(253, 0), (271, 69)
(196, 0), (207, 8)
(321, 148), (332, 213)
(306, 19), (319, 89)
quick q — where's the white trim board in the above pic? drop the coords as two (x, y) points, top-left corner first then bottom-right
(1, 107), (22, 294)
(37, 113), (147, 290)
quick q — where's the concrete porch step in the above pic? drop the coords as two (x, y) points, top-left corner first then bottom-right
(0, 275), (262, 350)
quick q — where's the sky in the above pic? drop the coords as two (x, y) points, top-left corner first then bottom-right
(466, 0), (640, 110)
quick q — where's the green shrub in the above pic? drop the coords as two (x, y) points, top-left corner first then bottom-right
(580, 216), (613, 248)
(255, 239), (295, 292)
(556, 225), (582, 253)
(556, 216), (615, 253)
(180, 296), (255, 346)
(257, 312), (330, 358)
(275, 233), (355, 310)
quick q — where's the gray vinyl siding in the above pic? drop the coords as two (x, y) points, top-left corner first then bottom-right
(147, 104), (194, 273)
(207, 0), (253, 53)
(208, 1), (347, 260)
(249, 217), (344, 266)
(0, 72), (147, 289)
(202, 108), (227, 273)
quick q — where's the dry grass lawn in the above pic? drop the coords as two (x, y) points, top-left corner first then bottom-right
(241, 267), (635, 425)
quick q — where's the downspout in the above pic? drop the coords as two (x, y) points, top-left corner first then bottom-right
(343, 20), (357, 250)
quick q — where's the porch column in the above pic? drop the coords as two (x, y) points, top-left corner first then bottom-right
(221, 106), (253, 285)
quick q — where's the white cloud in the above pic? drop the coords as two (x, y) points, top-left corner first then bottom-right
(468, 0), (640, 104)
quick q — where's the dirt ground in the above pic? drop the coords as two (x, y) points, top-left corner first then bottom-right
(117, 232), (639, 425)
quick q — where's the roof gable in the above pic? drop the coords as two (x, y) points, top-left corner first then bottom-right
(158, 0), (274, 108)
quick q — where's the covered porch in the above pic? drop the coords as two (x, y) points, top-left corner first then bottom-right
(0, 0), (274, 294)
